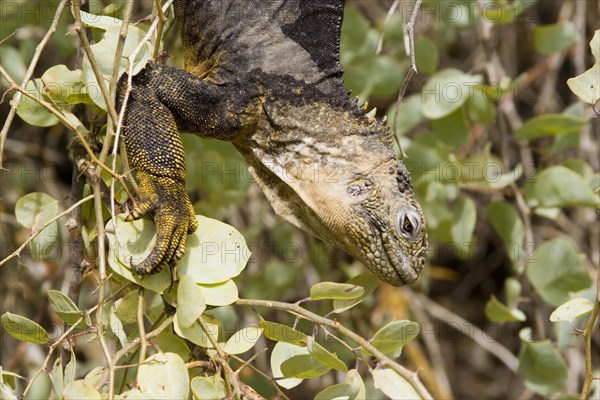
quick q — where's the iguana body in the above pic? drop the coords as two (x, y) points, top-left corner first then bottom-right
(117, 0), (427, 286)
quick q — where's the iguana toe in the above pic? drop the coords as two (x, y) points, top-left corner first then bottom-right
(129, 173), (196, 275)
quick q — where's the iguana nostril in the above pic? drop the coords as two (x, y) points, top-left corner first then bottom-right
(396, 207), (422, 240)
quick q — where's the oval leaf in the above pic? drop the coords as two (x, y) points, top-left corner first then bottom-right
(526, 239), (592, 306)
(517, 340), (567, 396)
(422, 69), (483, 119)
(307, 337), (347, 372)
(15, 192), (59, 260)
(191, 376), (227, 400)
(514, 114), (588, 140)
(270, 342), (308, 389)
(371, 368), (420, 400)
(310, 282), (364, 300)
(485, 295), (526, 323)
(177, 275), (206, 328)
(366, 320), (420, 358)
(47, 290), (84, 327)
(260, 319), (308, 346)
(1, 312), (48, 344)
(333, 274), (379, 313)
(135, 352), (189, 399)
(280, 354), (331, 379)
(198, 280), (239, 306)
(549, 298), (594, 323)
(314, 383), (355, 400)
(223, 326), (263, 355)
(62, 380), (102, 400)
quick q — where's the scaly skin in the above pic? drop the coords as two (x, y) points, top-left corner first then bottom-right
(116, 0), (427, 285)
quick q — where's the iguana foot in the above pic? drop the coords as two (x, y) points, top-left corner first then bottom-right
(127, 170), (197, 275)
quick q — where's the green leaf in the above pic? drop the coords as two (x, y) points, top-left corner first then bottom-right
(107, 214), (250, 292)
(0, 383), (17, 400)
(505, 278), (522, 307)
(191, 376), (227, 400)
(281, 354), (331, 379)
(550, 298), (595, 323)
(114, 291), (139, 324)
(41, 65), (92, 105)
(177, 275), (206, 328)
(1, 312), (48, 344)
(223, 326), (263, 355)
(533, 21), (578, 54)
(15, 192), (59, 260)
(153, 330), (192, 362)
(386, 94), (424, 137)
(467, 86), (497, 124)
(431, 107), (469, 147)
(422, 68), (483, 119)
(198, 280), (239, 306)
(451, 197), (476, 245)
(414, 36), (438, 75)
(365, 320), (420, 358)
(270, 342), (308, 389)
(567, 30), (600, 104)
(179, 216), (251, 284)
(78, 10), (151, 110)
(47, 290), (84, 327)
(15, 79), (59, 127)
(526, 239), (592, 307)
(307, 337), (347, 372)
(310, 282), (364, 300)
(333, 274), (379, 313)
(346, 369), (367, 400)
(371, 368), (420, 400)
(64, 347), (76, 388)
(49, 358), (63, 399)
(314, 383), (355, 400)
(487, 202), (524, 263)
(174, 315), (219, 348)
(514, 114), (588, 140)
(62, 380), (102, 400)
(525, 166), (598, 208)
(517, 340), (567, 395)
(485, 295), (526, 322)
(260, 319), (308, 346)
(127, 352), (189, 399)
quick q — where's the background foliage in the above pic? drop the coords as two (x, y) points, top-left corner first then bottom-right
(0, 0), (599, 399)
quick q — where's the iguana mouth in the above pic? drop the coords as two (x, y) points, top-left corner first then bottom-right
(364, 214), (426, 286)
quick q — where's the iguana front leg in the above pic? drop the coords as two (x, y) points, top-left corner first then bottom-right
(116, 63), (243, 274)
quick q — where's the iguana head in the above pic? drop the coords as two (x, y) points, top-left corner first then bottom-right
(238, 101), (427, 286)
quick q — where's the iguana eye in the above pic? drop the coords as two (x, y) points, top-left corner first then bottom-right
(396, 206), (422, 240)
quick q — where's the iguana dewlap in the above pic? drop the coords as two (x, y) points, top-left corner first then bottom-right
(116, 0), (427, 286)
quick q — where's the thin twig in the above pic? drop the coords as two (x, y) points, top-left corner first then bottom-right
(71, 0), (120, 126)
(235, 298), (433, 399)
(0, 66), (133, 198)
(580, 269), (600, 400)
(0, 0), (68, 170)
(153, 0), (168, 60)
(376, 0), (400, 55)
(413, 292), (519, 372)
(22, 315), (84, 397)
(392, 0), (423, 159)
(198, 317), (242, 399)
(92, 176), (115, 398)
(0, 195), (93, 268)
(137, 287), (147, 365)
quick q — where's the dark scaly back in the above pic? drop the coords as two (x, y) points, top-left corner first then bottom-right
(173, 0), (353, 109)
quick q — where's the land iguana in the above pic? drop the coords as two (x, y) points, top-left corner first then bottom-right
(116, 0), (428, 286)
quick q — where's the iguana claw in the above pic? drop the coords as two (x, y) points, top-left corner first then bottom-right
(128, 171), (197, 275)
